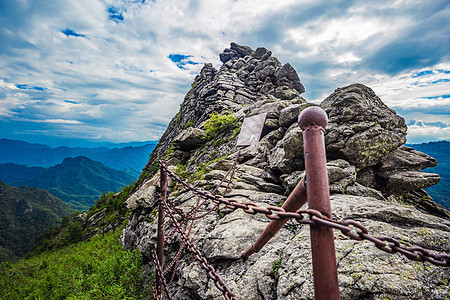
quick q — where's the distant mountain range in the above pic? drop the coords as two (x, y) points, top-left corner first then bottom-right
(0, 181), (72, 261)
(407, 141), (450, 210)
(0, 139), (157, 177)
(0, 156), (136, 211)
(0, 139), (154, 261)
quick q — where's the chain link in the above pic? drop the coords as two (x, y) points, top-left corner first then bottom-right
(160, 160), (450, 268)
(151, 248), (172, 300)
(161, 194), (237, 299)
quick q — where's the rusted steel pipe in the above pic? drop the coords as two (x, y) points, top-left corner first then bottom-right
(241, 177), (307, 260)
(298, 106), (340, 300)
(156, 163), (168, 296)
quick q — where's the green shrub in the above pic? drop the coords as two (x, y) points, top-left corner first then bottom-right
(271, 258), (282, 279)
(203, 112), (240, 141)
(29, 180), (136, 257)
(0, 230), (151, 299)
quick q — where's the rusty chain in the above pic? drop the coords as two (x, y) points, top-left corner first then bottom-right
(211, 150), (240, 195)
(161, 194), (218, 275)
(151, 248), (172, 300)
(161, 194), (237, 300)
(160, 160), (450, 267)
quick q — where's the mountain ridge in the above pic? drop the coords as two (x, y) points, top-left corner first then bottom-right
(2, 43), (449, 299)
(0, 156), (136, 211)
(0, 180), (72, 261)
(0, 138), (157, 176)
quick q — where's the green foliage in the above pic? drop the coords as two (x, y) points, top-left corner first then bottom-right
(29, 181), (136, 257)
(216, 208), (225, 219)
(0, 181), (72, 261)
(174, 105), (183, 125)
(191, 163), (208, 182)
(27, 213), (87, 256)
(164, 144), (176, 159)
(149, 162), (160, 177)
(137, 170), (149, 186)
(202, 112), (240, 142)
(271, 258), (282, 279)
(85, 182), (135, 234)
(174, 163), (208, 183)
(0, 246), (17, 262)
(271, 250), (283, 280)
(0, 230), (151, 300)
(183, 120), (195, 129)
(210, 150), (218, 160)
(175, 164), (188, 179)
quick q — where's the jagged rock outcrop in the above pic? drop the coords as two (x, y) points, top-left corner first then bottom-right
(322, 84), (407, 169)
(123, 43), (449, 299)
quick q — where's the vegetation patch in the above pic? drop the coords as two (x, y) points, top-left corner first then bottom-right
(174, 104), (183, 125)
(28, 181), (135, 256)
(137, 170), (150, 186)
(163, 144), (176, 159)
(0, 229), (151, 300)
(202, 112), (240, 142)
(149, 162), (160, 177)
(271, 250), (283, 280)
(183, 120), (195, 129)
(175, 163), (208, 183)
(271, 258), (282, 280)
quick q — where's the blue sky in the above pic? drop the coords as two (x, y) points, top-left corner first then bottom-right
(0, 0), (449, 147)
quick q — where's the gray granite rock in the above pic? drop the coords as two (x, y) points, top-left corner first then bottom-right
(122, 44), (449, 300)
(322, 84), (407, 169)
(173, 127), (205, 150)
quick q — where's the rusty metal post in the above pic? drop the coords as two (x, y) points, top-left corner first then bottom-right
(241, 177), (307, 259)
(298, 106), (340, 300)
(156, 163), (168, 296)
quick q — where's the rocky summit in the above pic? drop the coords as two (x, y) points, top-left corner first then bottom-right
(121, 43), (450, 299)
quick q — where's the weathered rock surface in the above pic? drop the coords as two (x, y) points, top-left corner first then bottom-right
(123, 43), (449, 299)
(322, 84), (407, 169)
(173, 127), (206, 151)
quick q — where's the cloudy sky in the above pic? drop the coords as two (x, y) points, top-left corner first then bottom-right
(0, 0), (449, 147)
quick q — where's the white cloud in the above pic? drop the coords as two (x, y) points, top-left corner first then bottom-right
(0, 92), (32, 117)
(367, 64), (450, 117)
(29, 118), (83, 125)
(407, 122), (450, 144)
(0, 0), (449, 145)
(363, 63), (450, 142)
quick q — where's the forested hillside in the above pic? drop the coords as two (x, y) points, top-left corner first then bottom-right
(0, 156), (136, 211)
(0, 182), (151, 298)
(0, 181), (72, 261)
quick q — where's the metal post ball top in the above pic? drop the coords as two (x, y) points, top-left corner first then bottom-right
(298, 106), (328, 130)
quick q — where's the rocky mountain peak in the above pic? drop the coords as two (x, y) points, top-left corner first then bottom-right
(145, 42), (306, 169)
(127, 43), (449, 299)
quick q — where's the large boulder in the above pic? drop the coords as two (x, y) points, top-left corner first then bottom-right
(321, 84), (407, 169)
(173, 127), (206, 151)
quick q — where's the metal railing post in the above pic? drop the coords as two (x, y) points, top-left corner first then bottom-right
(156, 162), (168, 297)
(298, 106), (340, 300)
(241, 177), (307, 259)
